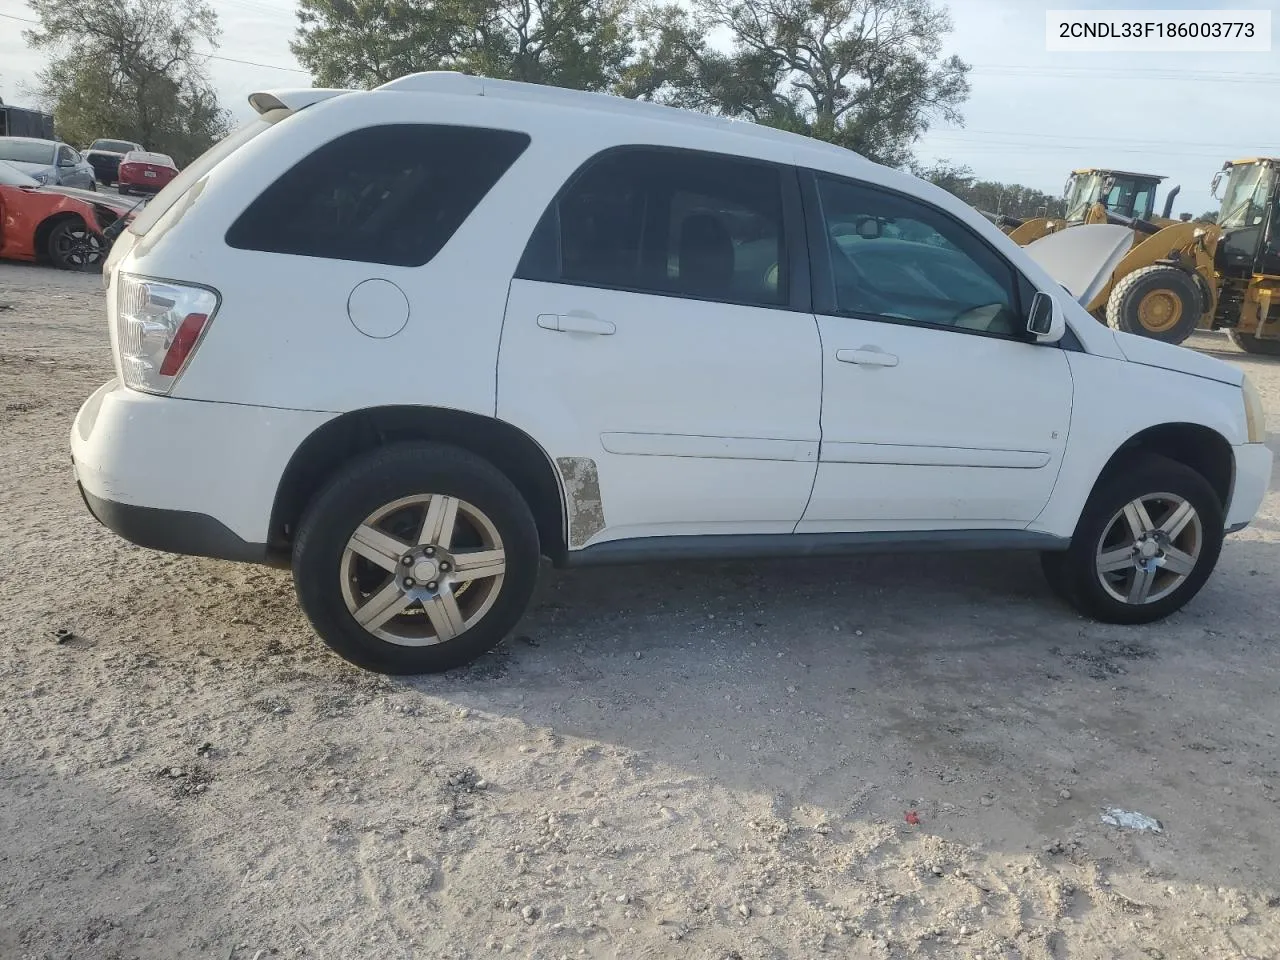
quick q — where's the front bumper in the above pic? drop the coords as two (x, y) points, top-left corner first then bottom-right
(1226, 442), (1274, 532)
(71, 379), (334, 563)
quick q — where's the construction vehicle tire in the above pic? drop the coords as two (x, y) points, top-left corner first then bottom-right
(1227, 330), (1280, 357)
(1106, 265), (1202, 344)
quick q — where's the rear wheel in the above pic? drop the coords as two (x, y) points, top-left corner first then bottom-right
(292, 443), (540, 674)
(47, 218), (105, 271)
(1106, 265), (1202, 344)
(1041, 454), (1223, 624)
(1227, 329), (1280, 357)
(118, 184), (131, 196)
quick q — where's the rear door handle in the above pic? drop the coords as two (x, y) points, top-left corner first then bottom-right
(836, 348), (899, 367)
(537, 314), (616, 336)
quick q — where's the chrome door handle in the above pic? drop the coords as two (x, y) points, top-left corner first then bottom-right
(537, 314), (616, 335)
(836, 348), (898, 367)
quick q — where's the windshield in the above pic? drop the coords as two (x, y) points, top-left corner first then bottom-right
(91, 140), (139, 153)
(0, 159), (40, 188)
(1216, 164), (1277, 229)
(1063, 173), (1103, 220)
(1101, 176), (1157, 220)
(0, 138), (55, 165)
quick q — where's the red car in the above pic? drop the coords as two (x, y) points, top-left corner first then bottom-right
(0, 160), (132, 270)
(117, 150), (178, 195)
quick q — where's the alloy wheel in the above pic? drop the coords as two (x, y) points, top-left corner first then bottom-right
(338, 493), (507, 646)
(52, 226), (104, 268)
(1094, 492), (1202, 605)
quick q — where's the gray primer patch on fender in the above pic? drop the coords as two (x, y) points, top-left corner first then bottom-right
(555, 457), (605, 548)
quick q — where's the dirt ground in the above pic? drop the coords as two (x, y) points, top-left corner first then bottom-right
(2, 259), (1279, 960)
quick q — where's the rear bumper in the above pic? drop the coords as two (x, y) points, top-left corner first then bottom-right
(78, 483), (279, 564)
(1226, 442), (1274, 532)
(87, 155), (120, 180)
(70, 379), (334, 562)
(118, 174), (170, 193)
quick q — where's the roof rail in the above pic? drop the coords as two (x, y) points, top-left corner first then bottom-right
(375, 71), (812, 148)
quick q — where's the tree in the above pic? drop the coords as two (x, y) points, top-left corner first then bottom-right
(23, 0), (231, 165)
(912, 160), (1064, 220)
(292, 0), (634, 91)
(622, 0), (970, 166)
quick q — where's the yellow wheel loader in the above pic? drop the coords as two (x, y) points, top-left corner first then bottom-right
(1033, 158), (1280, 350)
(1208, 158), (1280, 355)
(998, 169), (1180, 245)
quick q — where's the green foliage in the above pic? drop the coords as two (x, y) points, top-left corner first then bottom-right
(912, 159), (1065, 220)
(622, 0), (970, 166)
(23, 0), (231, 165)
(292, 0), (634, 91)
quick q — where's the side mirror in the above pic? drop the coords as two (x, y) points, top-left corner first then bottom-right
(1027, 291), (1065, 342)
(59, 156), (76, 167)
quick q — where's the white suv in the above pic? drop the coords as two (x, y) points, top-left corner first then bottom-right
(72, 73), (1272, 674)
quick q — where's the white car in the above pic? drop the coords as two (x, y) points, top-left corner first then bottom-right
(71, 73), (1272, 674)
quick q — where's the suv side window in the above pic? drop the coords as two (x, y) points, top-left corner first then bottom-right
(226, 124), (530, 267)
(814, 174), (1023, 336)
(531, 147), (787, 308)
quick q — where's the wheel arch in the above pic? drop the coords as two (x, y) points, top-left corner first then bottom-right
(269, 405), (568, 563)
(32, 211), (84, 264)
(1096, 421), (1234, 510)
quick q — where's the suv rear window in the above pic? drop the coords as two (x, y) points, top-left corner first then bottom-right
(225, 124), (530, 267)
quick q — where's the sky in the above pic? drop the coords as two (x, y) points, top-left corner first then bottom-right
(1, 0), (1278, 214)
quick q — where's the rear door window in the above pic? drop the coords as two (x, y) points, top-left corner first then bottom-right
(520, 146), (788, 308)
(225, 124), (530, 267)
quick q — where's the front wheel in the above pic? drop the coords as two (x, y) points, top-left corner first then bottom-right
(47, 218), (105, 271)
(292, 443), (540, 674)
(1227, 329), (1280, 357)
(1041, 454), (1223, 624)
(1106, 265), (1202, 344)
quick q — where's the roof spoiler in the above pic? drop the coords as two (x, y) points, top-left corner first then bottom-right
(247, 89), (346, 116)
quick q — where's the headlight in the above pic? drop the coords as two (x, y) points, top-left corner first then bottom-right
(1243, 374), (1267, 443)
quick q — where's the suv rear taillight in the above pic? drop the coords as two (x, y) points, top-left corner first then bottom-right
(116, 273), (219, 394)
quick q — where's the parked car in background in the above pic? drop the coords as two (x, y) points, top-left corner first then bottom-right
(0, 160), (131, 269)
(84, 138), (144, 185)
(118, 150), (178, 195)
(0, 137), (96, 189)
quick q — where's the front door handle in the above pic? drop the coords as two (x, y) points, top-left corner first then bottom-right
(836, 348), (899, 367)
(537, 314), (616, 336)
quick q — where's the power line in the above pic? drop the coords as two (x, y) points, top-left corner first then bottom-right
(928, 127), (1280, 151)
(0, 10), (306, 72)
(970, 65), (1278, 85)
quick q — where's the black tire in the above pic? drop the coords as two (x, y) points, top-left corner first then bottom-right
(118, 184), (131, 196)
(292, 442), (540, 674)
(1041, 453), (1224, 624)
(1227, 329), (1280, 357)
(46, 218), (104, 271)
(1105, 265), (1202, 344)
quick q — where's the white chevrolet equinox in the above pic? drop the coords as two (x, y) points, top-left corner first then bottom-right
(71, 73), (1272, 674)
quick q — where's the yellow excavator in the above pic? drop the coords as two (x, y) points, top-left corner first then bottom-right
(1032, 158), (1280, 352)
(998, 168), (1181, 245)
